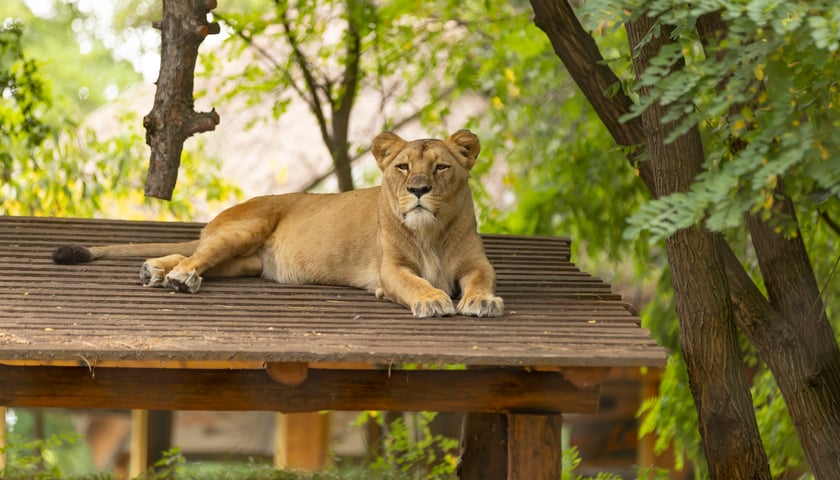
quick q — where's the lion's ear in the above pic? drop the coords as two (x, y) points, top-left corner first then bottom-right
(446, 130), (481, 169)
(372, 132), (407, 170)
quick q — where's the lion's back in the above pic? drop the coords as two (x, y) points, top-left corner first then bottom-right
(260, 187), (382, 291)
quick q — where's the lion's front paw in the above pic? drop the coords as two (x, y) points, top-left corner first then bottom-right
(458, 293), (504, 317)
(166, 269), (202, 293)
(140, 262), (167, 288)
(412, 291), (456, 318)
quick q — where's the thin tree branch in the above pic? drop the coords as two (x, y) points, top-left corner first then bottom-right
(333, 14), (361, 128)
(820, 210), (840, 236)
(528, 0), (654, 195)
(215, 12), (308, 102)
(277, 4), (333, 148)
(300, 85), (455, 192)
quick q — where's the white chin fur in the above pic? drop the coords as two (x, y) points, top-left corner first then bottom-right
(403, 208), (437, 231)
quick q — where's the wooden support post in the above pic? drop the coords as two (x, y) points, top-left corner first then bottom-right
(458, 413), (508, 480)
(274, 412), (288, 469)
(507, 413), (563, 480)
(638, 371), (657, 476)
(147, 411), (173, 467)
(129, 409), (149, 478)
(274, 412), (330, 471)
(0, 406), (6, 471)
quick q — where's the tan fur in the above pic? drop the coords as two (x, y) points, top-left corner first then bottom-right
(64, 131), (503, 317)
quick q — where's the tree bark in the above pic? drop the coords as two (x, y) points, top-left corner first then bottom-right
(745, 196), (840, 477)
(529, 1), (840, 477)
(528, 0), (655, 192)
(143, 0), (220, 200)
(623, 14), (771, 479)
(328, 8), (362, 192)
(278, 2), (357, 192)
(697, 12), (840, 476)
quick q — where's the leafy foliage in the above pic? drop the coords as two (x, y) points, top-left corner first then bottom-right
(2, 0), (142, 114)
(359, 411), (458, 479)
(579, 0), (840, 241)
(0, 13), (240, 220)
(1, 432), (90, 479)
(1, 21), (56, 177)
(576, 1), (840, 478)
(203, 0), (478, 190)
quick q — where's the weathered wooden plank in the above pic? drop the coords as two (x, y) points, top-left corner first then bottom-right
(0, 216), (668, 368)
(0, 365), (599, 414)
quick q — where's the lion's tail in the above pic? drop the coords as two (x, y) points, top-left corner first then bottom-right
(52, 241), (200, 265)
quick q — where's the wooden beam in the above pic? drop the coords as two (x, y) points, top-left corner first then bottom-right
(266, 362), (309, 386)
(507, 414), (563, 480)
(0, 365), (598, 414)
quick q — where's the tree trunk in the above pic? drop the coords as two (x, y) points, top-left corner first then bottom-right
(331, 139), (355, 192)
(623, 14), (771, 479)
(279, 3), (356, 192)
(698, 12), (840, 477)
(745, 196), (840, 477)
(328, 9), (362, 192)
(529, 1), (840, 477)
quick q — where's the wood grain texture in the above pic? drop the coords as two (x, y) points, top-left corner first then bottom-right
(0, 216), (666, 368)
(0, 364), (598, 414)
(458, 412), (508, 480)
(507, 414), (563, 480)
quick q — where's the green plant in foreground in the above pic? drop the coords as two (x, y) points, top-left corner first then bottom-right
(0, 432), (108, 480)
(3, 413), (674, 479)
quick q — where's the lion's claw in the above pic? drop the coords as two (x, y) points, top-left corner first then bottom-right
(165, 269), (202, 293)
(458, 294), (504, 317)
(140, 262), (167, 288)
(412, 294), (456, 318)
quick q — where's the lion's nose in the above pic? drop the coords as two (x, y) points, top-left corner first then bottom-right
(407, 175), (432, 198)
(407, 184), (432, 198)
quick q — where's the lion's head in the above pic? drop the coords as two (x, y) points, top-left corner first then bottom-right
(372, 130), (480, 232)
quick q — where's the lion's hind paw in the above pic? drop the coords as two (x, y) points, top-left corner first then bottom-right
(140, 262), (167, 288)
(165, 269), (203, 293)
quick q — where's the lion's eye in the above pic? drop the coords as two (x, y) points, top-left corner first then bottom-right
(435, 164), (450, 173)
(396, 163), (409, 172)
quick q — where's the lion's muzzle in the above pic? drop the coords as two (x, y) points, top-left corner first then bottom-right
(407, 175), (432, 199)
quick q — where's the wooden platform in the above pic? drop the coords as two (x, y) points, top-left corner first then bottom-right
(0, 215), (667, 478)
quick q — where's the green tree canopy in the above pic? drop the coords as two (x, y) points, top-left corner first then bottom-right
(1, 2), (239, 219)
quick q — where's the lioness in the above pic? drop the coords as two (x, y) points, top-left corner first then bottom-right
(53, 130), (504, 318)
